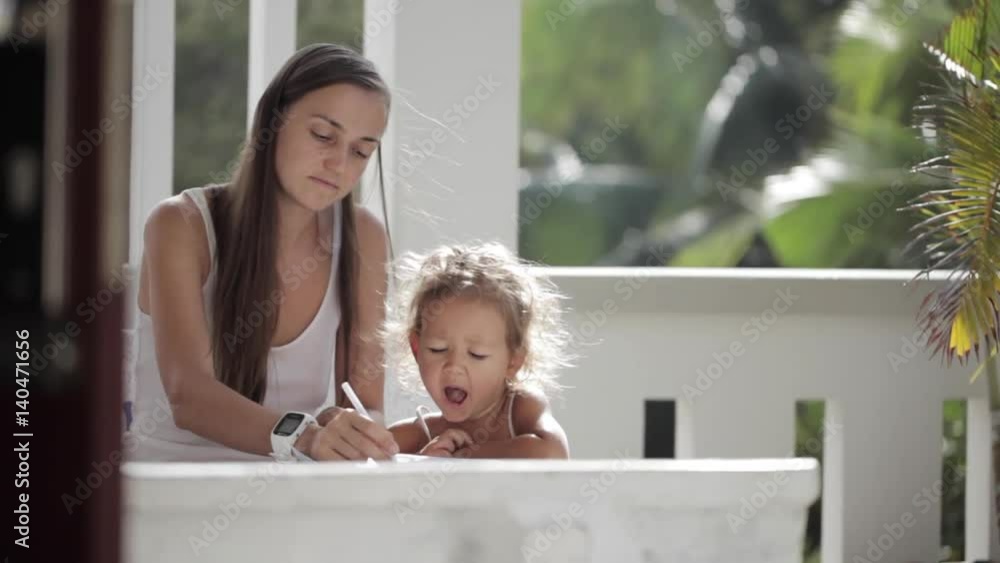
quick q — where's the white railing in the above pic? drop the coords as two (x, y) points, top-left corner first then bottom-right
(520, 268), (993, 563)
(123, 458), (819, 563)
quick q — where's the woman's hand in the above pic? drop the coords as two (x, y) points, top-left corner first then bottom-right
(296, 408), (399, 461)
(419, 428), (474, 457)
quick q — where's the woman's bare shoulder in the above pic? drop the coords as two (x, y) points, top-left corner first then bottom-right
(141, 192), (212, 291)
(145, 193), (204, 244)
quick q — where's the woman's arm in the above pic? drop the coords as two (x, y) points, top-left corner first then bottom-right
(347, 207), (389, 410)
(144, 198), (281, 455)
(316, 207), (387, 425)
(145, 198), (396, 460)
(457, 391), (570, 459)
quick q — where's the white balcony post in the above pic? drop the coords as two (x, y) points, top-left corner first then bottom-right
(129, 0), (175, 266)
(247, 0), (297, 131)
(966, 393), (1000, 560)
(362, 0), (520, 257)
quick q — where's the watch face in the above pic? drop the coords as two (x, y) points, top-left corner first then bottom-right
(275, 413), (305, 436)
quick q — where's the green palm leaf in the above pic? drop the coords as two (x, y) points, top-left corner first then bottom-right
(940, 0), (1000, 82)
(906, 0), (1000, 366)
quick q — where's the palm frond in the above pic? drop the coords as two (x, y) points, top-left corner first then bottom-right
(906, 0), (1000, 364)
(939, 0), (1000, 82)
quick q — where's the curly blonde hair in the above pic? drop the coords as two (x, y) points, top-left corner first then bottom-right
(382, 242), (573, 398)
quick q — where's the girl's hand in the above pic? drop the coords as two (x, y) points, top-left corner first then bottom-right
(297, 408), (399, 461)
(419, 428), (474, 457)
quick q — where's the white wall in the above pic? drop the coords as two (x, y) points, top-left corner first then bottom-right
(124, 458), (819, 563)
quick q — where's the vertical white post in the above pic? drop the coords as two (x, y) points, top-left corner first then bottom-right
(247, 0), (297, 131)
(822, 397), (943, 563)
(362, 0), (521, 256)
(360, 0), (398, 233)
(129, 0), (175, 267)
(966, 395), (999, 560)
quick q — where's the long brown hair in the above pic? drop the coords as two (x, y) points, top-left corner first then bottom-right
(207, 44), (390, 404)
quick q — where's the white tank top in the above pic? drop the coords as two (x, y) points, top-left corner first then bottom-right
(128, 186), (342, 461)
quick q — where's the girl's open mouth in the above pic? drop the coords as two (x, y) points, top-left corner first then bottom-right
(444, 386), (468, 406)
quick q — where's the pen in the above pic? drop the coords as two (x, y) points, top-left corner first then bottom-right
(341, 381), (371, 420)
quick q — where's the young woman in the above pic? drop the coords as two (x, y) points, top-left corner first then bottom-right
(129, 44), (399, 461)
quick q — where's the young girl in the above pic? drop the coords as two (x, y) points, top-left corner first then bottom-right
(384, 243), (574, 459)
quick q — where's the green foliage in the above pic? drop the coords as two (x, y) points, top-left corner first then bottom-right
(173, 0), (249, 193)
(903, 0), (1000, 364)
(173, 0), (361, 195)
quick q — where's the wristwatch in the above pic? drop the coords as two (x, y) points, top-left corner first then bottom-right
(270, 411), (317, 461)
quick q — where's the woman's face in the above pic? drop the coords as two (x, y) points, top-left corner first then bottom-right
(274, 83), (388, 211)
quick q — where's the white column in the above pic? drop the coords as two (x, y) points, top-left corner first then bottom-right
(822, 397), (943, 563)
(247, 0), (297, 131)
(966, 395), (999, 560)
(363, 0), (521, 255)
(128, 0), (175, 266)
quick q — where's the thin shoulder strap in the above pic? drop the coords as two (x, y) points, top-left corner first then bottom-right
(185, 187), (217, 262)
(416, 405), (433, 442)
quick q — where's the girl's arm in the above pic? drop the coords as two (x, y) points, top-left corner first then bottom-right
(388, 417), (431, 454)
(144, 198), (282, 455)
(457, 391), (570, 460)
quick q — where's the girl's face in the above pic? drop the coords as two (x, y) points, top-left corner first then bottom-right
(410, 295), (525, 423)
(274, 83), (387, 211)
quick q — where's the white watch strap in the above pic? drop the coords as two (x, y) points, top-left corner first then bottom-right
(271, 412), (316, 461)
(291, 446), (315, 462)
